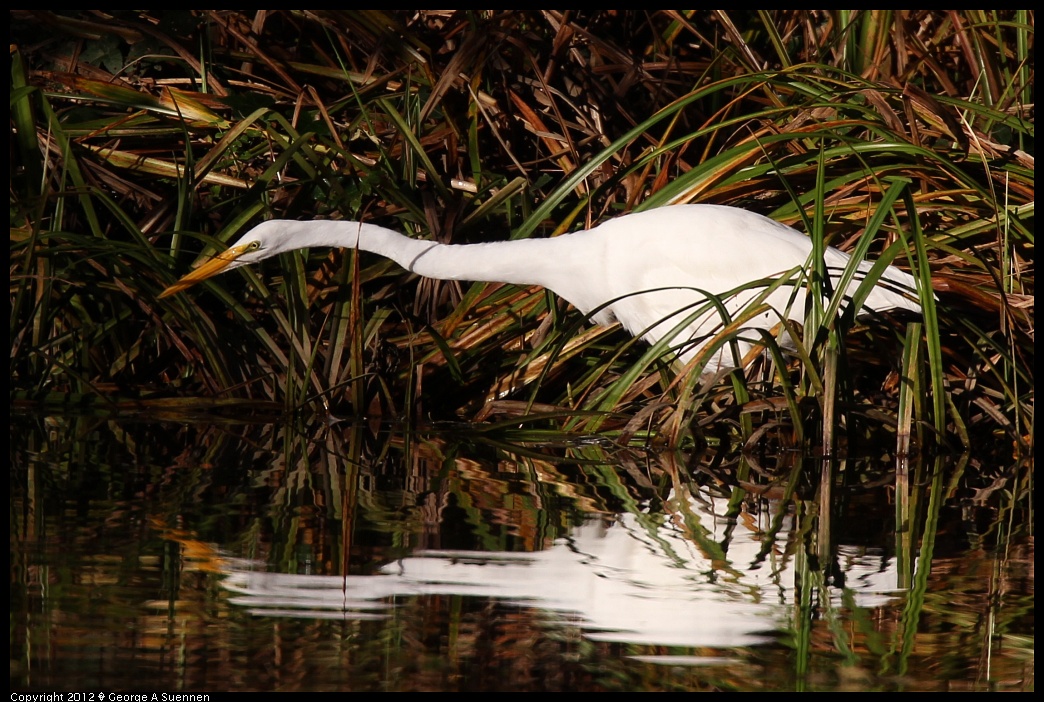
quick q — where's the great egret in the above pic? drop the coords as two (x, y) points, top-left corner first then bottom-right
(160, 204), (924, 375)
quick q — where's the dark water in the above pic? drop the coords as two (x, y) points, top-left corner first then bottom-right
(10, 412), (1033, 692)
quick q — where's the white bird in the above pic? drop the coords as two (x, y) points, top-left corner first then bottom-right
(160, 204), (923, 375)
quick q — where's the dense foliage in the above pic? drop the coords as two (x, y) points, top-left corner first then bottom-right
(10, 11), (1034, 455)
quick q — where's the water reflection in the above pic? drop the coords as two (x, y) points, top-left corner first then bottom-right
(222, 500), (903, 651)
(10, 414), (1034, 692)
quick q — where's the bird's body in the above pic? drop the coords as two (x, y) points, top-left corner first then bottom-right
(161, 204), (923, 375)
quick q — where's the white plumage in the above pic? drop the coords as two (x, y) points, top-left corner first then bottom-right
(162, 204), (923, 374)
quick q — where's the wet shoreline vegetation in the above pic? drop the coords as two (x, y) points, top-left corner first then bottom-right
(10, 11), (1033, 461)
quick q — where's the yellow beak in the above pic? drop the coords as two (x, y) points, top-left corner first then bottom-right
(158, 244), (250, 298)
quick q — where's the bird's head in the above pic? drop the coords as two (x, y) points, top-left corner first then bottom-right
(158, 221), (296, 298)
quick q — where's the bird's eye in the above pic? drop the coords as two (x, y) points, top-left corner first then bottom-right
(247, 241), (261, 251)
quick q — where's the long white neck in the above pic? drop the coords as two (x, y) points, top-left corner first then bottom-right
(280, 219), (591, 304)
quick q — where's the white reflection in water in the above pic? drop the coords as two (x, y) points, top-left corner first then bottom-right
(222, 492), (902, 651)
